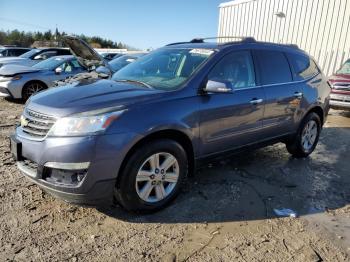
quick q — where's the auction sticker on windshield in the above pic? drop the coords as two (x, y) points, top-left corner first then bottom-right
(189, 49), (214, 56)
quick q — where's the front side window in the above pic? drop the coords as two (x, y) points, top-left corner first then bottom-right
(208, 50), (256, 89)
(112, 48), (214, 90)
(256, 50), (292, 85)
(287, 53), (320, 80)
(337, 60), (350, 75)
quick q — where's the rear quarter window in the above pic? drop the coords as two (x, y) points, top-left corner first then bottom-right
(287, 53), (320, 80)
(255, 50), (292, 85)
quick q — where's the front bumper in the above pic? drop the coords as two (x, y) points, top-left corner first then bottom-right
(330, 93), (350, 110)
(0, 79), (24, 99)
(12, 127), (139, 206)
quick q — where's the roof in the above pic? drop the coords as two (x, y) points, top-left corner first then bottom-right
(164, 38), (306, 55)
(165, 42), (221, 49)
(0, 46), (31, 50)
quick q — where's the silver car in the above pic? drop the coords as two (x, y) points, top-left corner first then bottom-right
(0, 55), (86, 100)
(0, 48), (72, 68)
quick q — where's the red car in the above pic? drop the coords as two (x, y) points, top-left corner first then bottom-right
(329, 59), (350, 110)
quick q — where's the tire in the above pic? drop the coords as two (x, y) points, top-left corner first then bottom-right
(22, 82), (47, 101)
(286, 112), (321, 158)
(114, 139), (188, 212)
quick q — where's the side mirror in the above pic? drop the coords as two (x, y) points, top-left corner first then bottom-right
(96, 66), (111, 75)
(34, 55), (44, 60)
(203, 79), (233, 93)
(55, 67), (63, 74)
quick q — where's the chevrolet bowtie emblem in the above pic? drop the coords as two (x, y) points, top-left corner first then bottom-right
(20, 115), (29, 127)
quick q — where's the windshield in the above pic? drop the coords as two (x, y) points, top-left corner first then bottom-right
(33, 56), (66, 70)
(337, 60), (350, 75)
(112, 48), (214, 90)
(20, 49), (40, 59)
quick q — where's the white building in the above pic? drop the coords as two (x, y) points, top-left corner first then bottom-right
(218, 0), (350, 76)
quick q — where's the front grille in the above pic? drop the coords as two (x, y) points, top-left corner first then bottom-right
(332, 82), (350, 91)
(21, 109), (57, 139)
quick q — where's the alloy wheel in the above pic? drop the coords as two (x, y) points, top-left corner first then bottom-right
(24, 83), (45, 99)
(301, 120), (318, 151)
(135, 152), (179, 203)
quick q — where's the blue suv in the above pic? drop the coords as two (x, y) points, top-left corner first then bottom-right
(11, 37), (330, 212)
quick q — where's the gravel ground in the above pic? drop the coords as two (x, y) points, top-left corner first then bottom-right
(0, 96), (349, 261)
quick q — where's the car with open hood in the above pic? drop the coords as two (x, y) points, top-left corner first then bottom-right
(328, 59), (350, 110)
(57, 36), (145, 84)
(11, 37), (330, 212)
(0, 48), (72, 68)
(0, 55), (86, 100)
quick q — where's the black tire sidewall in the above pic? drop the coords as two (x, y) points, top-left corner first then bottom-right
(115, 139), (188, 212)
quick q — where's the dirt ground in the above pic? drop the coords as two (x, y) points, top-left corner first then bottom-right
(0, 96), (349, 262)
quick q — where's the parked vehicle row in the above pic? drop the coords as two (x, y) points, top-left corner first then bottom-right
(0, 55), (86, 100)
(0, 37), (147, 99)
(10, 37), (331, 212)
(0, 48), (72, 68)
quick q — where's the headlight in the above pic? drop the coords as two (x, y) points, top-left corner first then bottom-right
(48, 109), (125, 137)
(0, 75), (22, 82)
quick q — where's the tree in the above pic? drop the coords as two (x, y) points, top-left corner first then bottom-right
(0, 29), (136, 50)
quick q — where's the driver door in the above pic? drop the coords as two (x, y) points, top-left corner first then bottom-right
(199, 50), (266, 156)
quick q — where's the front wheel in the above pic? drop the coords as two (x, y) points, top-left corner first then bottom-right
(114, 139), (188, 212)
(22, 82), (46, 100)
(286, 112), (321, 158)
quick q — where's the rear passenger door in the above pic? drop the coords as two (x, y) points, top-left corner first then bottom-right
(254, 49), (304, 137)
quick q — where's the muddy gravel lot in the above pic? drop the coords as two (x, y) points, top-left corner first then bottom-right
(0, 97), (350, 261)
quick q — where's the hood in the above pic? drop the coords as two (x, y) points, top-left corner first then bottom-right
(0, 57), (31, 66)
(63, 36), (106, 70)
(329, 74), (350, 92)
(27, 79), (162, 117)
(0, 64), (41, 76)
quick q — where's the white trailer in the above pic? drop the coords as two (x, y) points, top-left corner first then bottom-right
(218, 0), (350, 76)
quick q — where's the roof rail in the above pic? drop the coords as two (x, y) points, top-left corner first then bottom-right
(285, 44), (300, 49)
(166, 36), (256, 46)
(166, 41), (192, 46)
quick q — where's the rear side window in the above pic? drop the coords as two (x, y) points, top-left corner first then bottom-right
(287, 53), (320, 80)
(256, 50), (292, 85)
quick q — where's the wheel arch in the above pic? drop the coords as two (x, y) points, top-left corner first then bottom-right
(22, 80), (49, 98)
(304, 105), (324, 126)
(116, 129), (195, 188)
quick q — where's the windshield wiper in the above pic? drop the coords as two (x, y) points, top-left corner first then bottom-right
(115, 79), (153, 89)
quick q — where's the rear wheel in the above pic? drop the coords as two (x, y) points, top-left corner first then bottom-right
(286, 112), (321, 158)
(22, 82), (46, 100)
(114, 139), (188, 212)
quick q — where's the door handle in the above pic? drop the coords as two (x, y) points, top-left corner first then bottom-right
(250, 98), (263, 105)
(294, 92), (303, 99)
